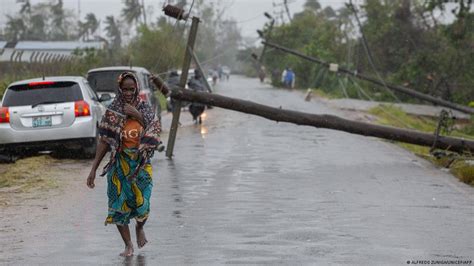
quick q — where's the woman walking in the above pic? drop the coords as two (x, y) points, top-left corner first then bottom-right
(86, 72), (161, 257)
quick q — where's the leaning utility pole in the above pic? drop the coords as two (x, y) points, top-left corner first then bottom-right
(283, 0), (293, 22)
(189, 47), (212, 93)
(262, 40), (474, 115)
(258, 13), (275, 65)
(163, 5), (200, 158)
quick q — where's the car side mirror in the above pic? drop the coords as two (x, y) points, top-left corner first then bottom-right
(99, 93), (112, 102)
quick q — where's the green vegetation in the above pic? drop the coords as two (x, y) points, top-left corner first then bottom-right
(250, 0), (474, 106)
(0, 0), (241, 99)
(450, 160), (474, 186)
(156, 91), (168, 112)
(368, 105), (474, 185)
(311, 88), (339, 99)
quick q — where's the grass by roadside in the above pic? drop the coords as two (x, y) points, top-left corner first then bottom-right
(368, 105), (474, 186)
(0, 155), (60, 194)
(156, 91), (168, 112)
(310, 89), (339, 99)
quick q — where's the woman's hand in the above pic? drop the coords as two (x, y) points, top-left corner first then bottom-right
(87, 170), (96, 189)
(124, 104), (141, 120)
(124, 103), (145, 127)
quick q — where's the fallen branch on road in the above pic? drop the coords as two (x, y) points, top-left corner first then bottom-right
(171, 89), (474, 154)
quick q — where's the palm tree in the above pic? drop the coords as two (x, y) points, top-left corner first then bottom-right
(50, 0), (67, 40)
(85, 13), (100, 37)
(77, 13), (99, 41)
(122, 0), (142, 25)
(105, 15), (121, 48)
(77, 20), (89, 40)
(5, 15), (27, 41)
(29, 13), (47, 40)
(17, 0), (31, 15)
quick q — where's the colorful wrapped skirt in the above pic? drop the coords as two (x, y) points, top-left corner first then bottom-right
(105, 148), (153, 226)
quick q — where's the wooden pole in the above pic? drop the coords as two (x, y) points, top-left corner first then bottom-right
(170, 89), (474, 154)
(262, 41), (474, 115)
(259, 19), (275, 64)
(189, 47), (212, 93)
(166, 16), (200, 158)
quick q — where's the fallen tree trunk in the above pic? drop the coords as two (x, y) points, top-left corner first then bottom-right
(262, 41), (474, 115)
(171, 89), (474, 154)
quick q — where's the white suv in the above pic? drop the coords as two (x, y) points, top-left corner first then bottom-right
(0, 76), (107, 159)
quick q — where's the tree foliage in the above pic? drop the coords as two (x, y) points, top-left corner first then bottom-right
(257, 0), (474, 105)
(121, 0), (144, 26)
(0, 0), (242, 88)
(5, 0), (77, 41)
(105, 16), (122, 49)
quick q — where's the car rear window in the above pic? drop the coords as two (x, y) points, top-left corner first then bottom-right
(88, 70), (139, 93)
(3, 81), (83, 107)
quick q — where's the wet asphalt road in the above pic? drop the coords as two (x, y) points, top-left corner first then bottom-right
(2, 76), (473, 265)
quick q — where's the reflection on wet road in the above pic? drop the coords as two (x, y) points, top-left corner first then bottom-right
(1, 76), (473, 265)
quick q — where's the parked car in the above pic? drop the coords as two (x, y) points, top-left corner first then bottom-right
(0, 76), (107, 158)
(87, 66), (160, 114)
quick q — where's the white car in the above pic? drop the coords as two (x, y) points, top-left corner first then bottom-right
(87, 66), (161, 113)
(0, 76), (107, 158)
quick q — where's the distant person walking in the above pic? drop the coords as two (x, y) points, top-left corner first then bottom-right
(259, 65), (266, 83)
(188, 69), (207, 124)
(283, 68), (296, 89)
(86, 72), (161, 257)
(281, 67), (288, 84)
(165, 70), (180, 112)
(212, 70), (219, 86)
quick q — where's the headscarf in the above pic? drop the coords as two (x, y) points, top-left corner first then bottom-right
(98, 72), (161, 180)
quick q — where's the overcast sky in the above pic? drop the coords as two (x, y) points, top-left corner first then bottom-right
(0, 0), (353, 38)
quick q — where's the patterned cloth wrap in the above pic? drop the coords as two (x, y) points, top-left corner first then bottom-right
(105, 148), (153, 225)
(98, 72), (161, 225)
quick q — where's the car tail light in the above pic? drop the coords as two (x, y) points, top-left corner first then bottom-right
(139, 92), (148, 103)
(28, 81), (55, 86)
(75, 100), (90, 117)
(0, 107), (9, 123)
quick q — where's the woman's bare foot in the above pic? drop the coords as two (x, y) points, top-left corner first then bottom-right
(119, 243), (134, 257)
(136, 225), (148, 248)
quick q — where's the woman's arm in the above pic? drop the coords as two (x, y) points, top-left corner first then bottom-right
(86, 139), (109, 189)
(150, 75), (170, 96)
(124, 103), (146, 128)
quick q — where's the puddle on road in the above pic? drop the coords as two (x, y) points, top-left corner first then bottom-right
(121, 254), (146, 266)
(200, 126), (208, 139)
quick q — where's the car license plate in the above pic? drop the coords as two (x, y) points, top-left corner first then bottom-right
(32, 116), (52, 128)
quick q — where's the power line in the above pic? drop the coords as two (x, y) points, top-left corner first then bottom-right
(348, 0), (401, 103)
(235, 14), (262, 24)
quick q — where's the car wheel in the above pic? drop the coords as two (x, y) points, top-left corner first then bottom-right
(82, 137), (97, 159)
(51, 148), (73, 159)
(0, 153), (18, 163)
